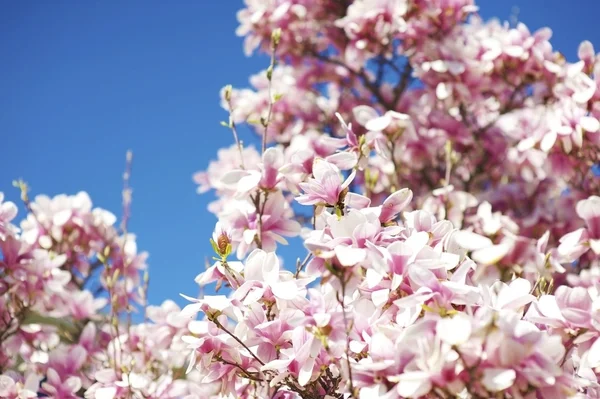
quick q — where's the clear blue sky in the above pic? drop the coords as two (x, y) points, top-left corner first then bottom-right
(1, 1), (598, 308)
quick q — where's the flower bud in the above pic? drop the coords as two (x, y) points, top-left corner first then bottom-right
(224, 84), (233, 102)
(271, 28), (281, 47)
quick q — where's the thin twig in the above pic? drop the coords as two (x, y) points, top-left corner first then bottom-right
(262, 29), (281, 154)
(211, 317), (265, 366)
(224, 85), (246, 169)
(392, 61), (413, 106)
(309, 50), (395, 110)
(338, 280), (356, 398)
(295, 253), (313, 278)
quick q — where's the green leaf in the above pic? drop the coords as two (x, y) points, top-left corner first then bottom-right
(210, 238), (219, 255)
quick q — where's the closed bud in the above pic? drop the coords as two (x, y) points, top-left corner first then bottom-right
(271, 28), (281, 47)
(224, 84), (233, 101)
(217, 232), (230, 256)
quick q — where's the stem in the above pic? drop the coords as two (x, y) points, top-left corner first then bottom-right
(224, 87), (246, 169)
(211, 318), (265, 366)
(262, 30), (280, 154)
(251, 191), (269, 250)
(215, 355), (264, 382)
(560, 329), (587, 367)
(310, 50), (395, 110)
(295, 253), (313, 278)
(392, 61), (413, 106)
(338, 279), (356, 398)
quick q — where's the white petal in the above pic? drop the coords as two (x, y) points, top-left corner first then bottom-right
(437, 314), (472, 345)
(396, 371), (432, 397)
(578, 40), (595, 61)
(505, 45), (525, 58)
(95, 387), (117, 399)
(453, 231), (493, 251)
(352, 105), (380, 127)
(372, 289), (390, 308)
(180, 303), (203, 319)
(585, 338), (600, 368)
(94, 369), (116, 383)
(436, 82), (451, 100)
(540, 131), (557, 152)
(203, 295), (231, 311)
(53, 209), (72, 226)
(482, 368), (516, 392)
(298, 359), (314, 386)
(471, 243), (510, 264)
(366, 268), (383, 288)
(326, 152), (358, 170)
(313, 313), (331, 328)
(65, 376), (82, 393)
(365, 115), (391, 132)
(271, 280), (299, 300)
(335, 246), (366, 266)
(38, 235), (53, 249)
(580, 116), (600, 132)
(590, 239), (600, 255)
(237, 173), (262, 194)
(430, 60), (448, 73)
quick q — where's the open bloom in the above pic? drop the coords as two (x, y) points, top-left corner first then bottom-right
(296, 159), (355, 207)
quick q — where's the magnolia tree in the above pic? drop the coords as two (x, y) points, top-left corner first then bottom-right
(1, 1), (600, 398)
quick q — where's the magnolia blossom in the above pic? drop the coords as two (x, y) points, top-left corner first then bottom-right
(296, 159), (356, 209)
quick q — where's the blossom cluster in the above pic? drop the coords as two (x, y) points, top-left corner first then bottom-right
(187, 0), (600, 398)
(0, 190), (210, 398)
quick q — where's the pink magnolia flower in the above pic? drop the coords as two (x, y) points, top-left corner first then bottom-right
(193, 144), (261, 195)
(41, 368), (81, 399)
(353, 105), (412, 136)
(218, 192), (301, 258)
(557, 228), (591, 263)
(65, 290), (107, 320)
(527, 286), (594, 329)
(47, 345), (87, 379)
(233, 249), (313, 304)
(480, 278), (535, 313)
(221, 147), (286, 197)
(261, 325), (322, 387)
(0, 372), (41, 399)
(296, 159), (356, 209)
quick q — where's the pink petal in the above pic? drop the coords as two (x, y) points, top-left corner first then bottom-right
(380, 188), (413, 223)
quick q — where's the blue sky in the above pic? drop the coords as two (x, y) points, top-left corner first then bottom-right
(1, 0), (598, 309)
